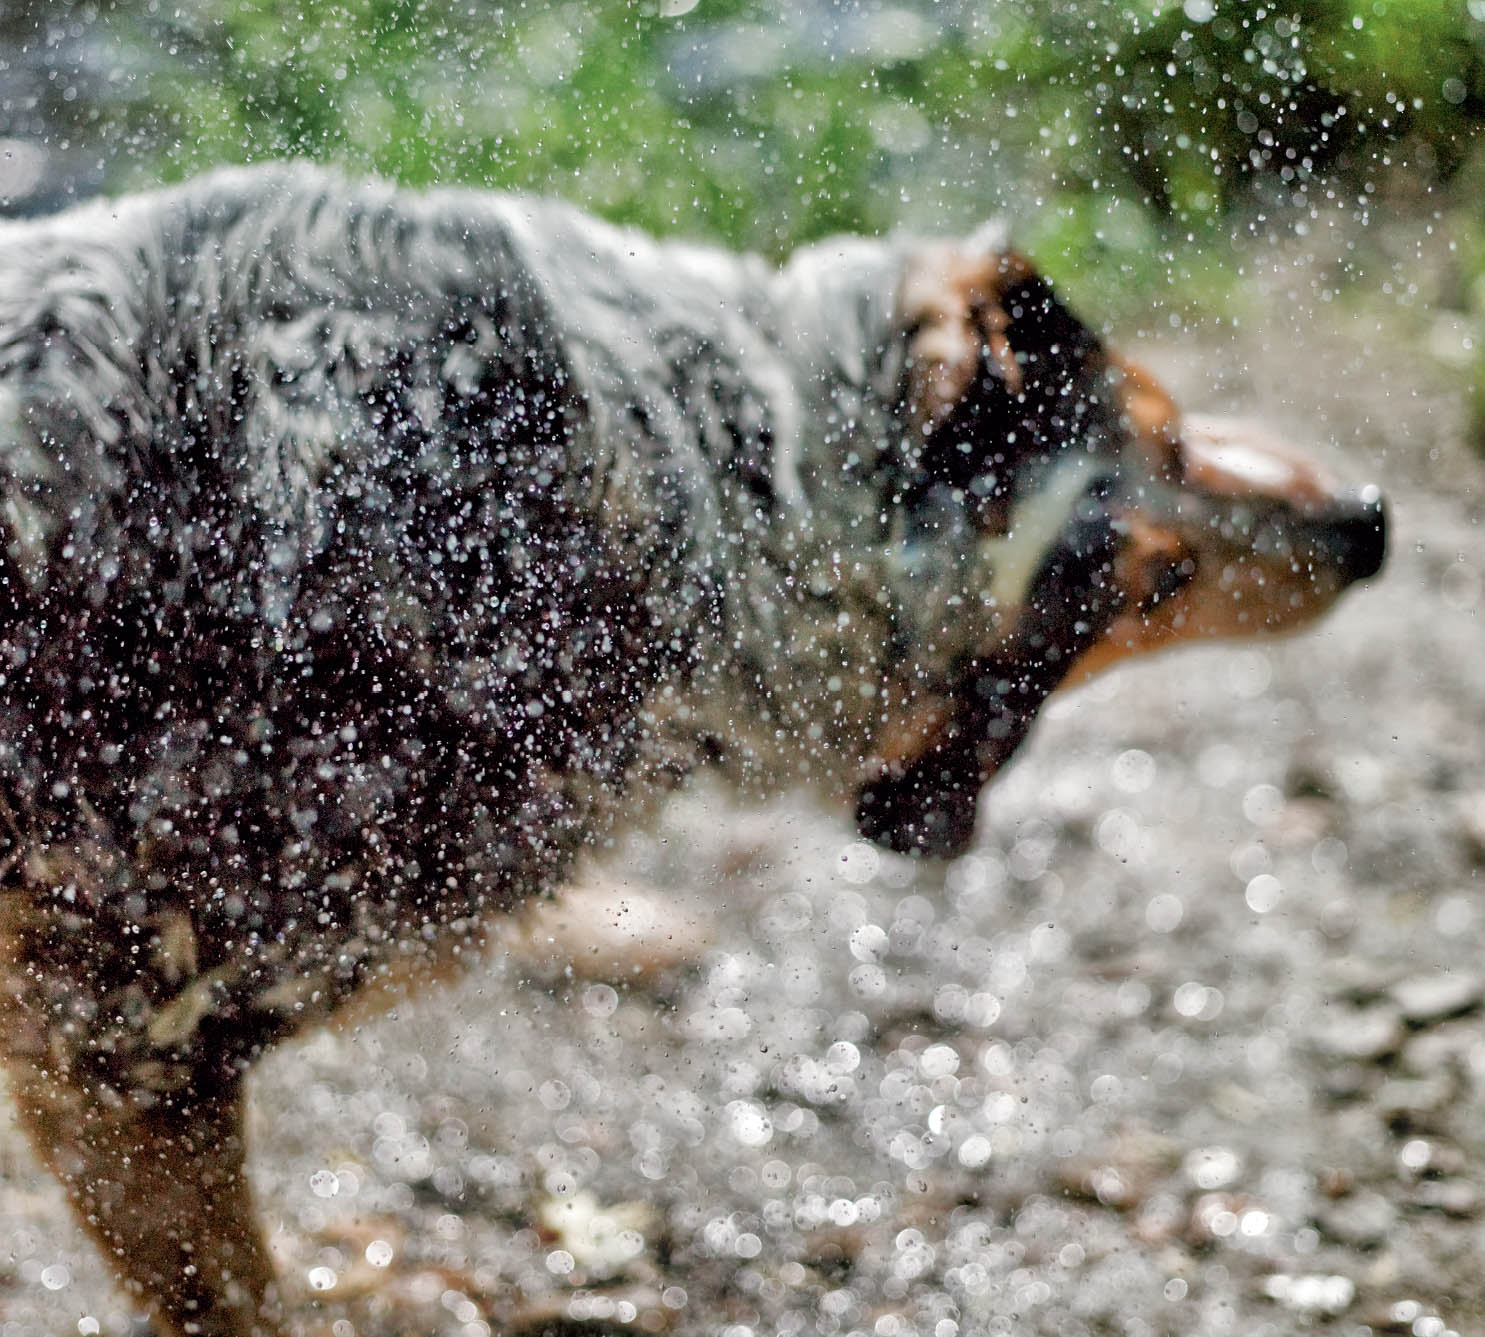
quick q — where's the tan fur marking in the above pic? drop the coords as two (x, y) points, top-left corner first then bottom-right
(1110, 355), (1181, 474)
(11, 1063), (281, 1337)
(901, 246), (1033, 434)
(1064, 514), (1187, 682)
(864, 694), (953, 776)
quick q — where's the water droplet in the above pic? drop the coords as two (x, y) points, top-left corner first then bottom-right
(365, 1239), (394, 1268)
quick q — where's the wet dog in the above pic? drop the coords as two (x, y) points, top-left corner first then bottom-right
(0, 164), (1384, 1336)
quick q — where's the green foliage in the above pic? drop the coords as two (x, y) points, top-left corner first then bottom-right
(1008, 0), (1484, 214)
(105, 0), (1484, 315)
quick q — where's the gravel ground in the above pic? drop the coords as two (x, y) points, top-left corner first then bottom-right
(1, 251), (1482, 1337)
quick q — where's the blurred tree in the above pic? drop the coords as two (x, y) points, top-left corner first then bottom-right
(3, 1), (1483, 335)
(88, 2), (1479, 245)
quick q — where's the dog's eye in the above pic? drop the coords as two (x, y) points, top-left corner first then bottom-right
(1153, 557), (1196, 603)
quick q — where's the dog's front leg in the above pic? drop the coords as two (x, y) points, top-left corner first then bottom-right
(9, 1059), (281, 1337)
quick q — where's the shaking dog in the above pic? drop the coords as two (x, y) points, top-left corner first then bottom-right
(0, 165), (1384, 1335)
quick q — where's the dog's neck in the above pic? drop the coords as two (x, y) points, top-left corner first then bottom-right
(492, 211), (935, 803)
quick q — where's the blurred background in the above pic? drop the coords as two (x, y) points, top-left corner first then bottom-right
(5, 7), (1485, 1337)
(4, 1), (1483, 432)
(3, 1), (1483, 386)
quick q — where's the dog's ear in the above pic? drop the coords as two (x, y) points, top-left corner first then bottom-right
(898, 241), (1117, 528)
(900, 242), (1034, 439)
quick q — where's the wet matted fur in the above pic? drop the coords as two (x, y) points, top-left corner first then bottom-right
(0, 164), (1384, 1336)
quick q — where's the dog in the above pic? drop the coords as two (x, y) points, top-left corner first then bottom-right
(0, 163), (1385, 1336)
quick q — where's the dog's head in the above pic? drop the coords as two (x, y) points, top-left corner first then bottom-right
(855, 240), (1386, 857)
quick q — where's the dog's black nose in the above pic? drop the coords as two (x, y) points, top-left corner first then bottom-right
(1336, 485), (1387, 581)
